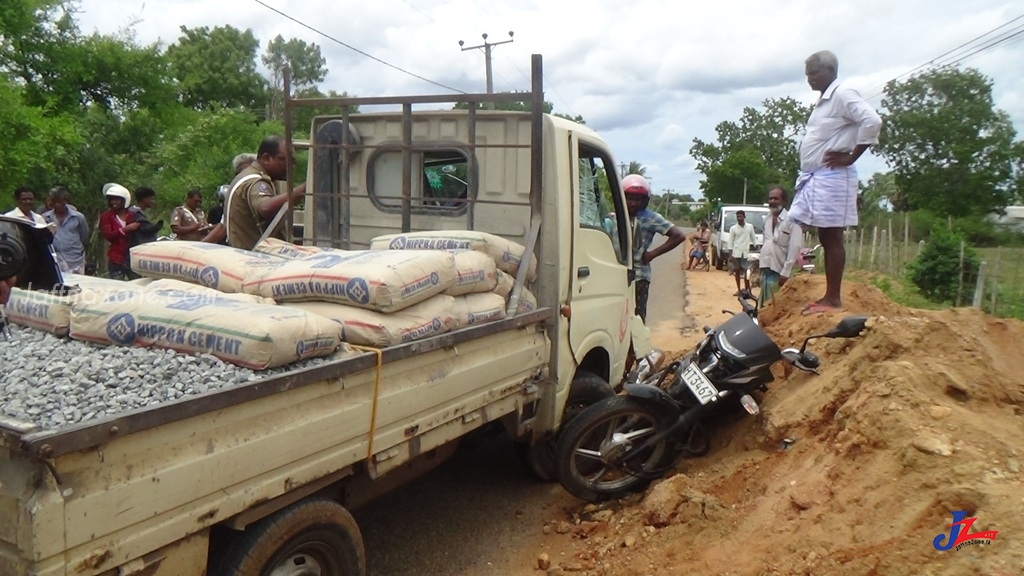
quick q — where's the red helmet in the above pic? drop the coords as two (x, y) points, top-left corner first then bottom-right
(622, 174), (651, 197)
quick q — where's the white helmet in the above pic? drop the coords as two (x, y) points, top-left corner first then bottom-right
(104, 183), (131, 205)
(217, 184), (229, 201)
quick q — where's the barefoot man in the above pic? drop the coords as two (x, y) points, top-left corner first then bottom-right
(790, 50), (882, 314)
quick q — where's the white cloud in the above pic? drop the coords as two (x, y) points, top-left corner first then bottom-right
(74, 0), (1024, 198)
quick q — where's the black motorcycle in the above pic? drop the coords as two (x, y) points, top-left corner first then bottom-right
(555, 297), (868, 502)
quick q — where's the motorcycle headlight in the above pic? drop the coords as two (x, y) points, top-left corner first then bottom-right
(715, 331), (746, 359)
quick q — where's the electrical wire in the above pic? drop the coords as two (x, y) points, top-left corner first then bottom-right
(251, 0), (466, 94)
(861, 14), (1024, 101)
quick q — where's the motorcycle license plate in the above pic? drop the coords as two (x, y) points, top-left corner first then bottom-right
(682, 362), (719, 405)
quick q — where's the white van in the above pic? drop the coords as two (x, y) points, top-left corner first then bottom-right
(709, 204), (771, 270)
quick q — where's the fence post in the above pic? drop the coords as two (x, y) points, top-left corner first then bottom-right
(972, 261), (987, 309)
(869, 226), (879, 271)
(887, 218), (894, 274)
(857, 227), (864, 268)
(956, 240), (965, 307)
(990, 247), (1001, 314)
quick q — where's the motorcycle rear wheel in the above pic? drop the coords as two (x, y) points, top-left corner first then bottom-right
(555, 397), (678, 502)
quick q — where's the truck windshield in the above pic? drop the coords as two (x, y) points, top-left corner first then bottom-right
(724, 211), (768, 234)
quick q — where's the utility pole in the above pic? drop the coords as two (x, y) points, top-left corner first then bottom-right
(459, 32), (514, 110)
(742, 178), (748, 205)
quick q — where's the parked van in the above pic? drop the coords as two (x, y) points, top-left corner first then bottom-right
(709, 204), (771, 270)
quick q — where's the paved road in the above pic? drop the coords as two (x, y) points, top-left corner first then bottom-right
(355, 240), (694, 576)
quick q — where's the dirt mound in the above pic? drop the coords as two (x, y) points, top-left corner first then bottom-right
(552, 275), (1024, 576)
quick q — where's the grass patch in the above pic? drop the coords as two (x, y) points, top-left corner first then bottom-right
(847, 270), (946, 311)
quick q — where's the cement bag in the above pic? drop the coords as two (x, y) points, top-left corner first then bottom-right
(63, 273), (136, 292)
(144, 278), (276, 305)
(3, 288), (75, 335)
(493, 269), (514, 299)
(70, 290), (341, 370)
(287, 295), (457, 348)
(446, 250), (498, 296)
(129, 241), (286, 293)
(452, 293), (507, 327)
(254, 237), (332, 260)
(244, 250), (457, 313)
(516, 287), (539, 315)
(370, 230), (537, 281)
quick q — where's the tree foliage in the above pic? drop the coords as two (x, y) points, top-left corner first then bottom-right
(262, 35), (327, 121)
(878, 66), (1023, 217)
(690, 97), (808, 205)
(166, 25), (266, 110)
(908, 226), (979, 305)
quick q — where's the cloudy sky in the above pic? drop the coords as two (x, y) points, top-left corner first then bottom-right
(75, 0), (1024, 199)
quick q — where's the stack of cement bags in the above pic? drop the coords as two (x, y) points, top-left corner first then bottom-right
(2, 265), (343, 370)
(369, 230), (539, 321)
(246, 238), (464, 347)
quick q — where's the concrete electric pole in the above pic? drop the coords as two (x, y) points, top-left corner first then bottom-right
(459, 31), (514, 110)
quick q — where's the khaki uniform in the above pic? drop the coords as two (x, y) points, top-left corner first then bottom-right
(226, 164), (283, 250)
(169, 206), (207, 241)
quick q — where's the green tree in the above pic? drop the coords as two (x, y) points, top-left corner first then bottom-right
(625, 161), (647, 176)
(289, 86), (358, 139)
(907, 226), (979, 305)
(262, 35), (327, 120)
(858, 171), (898, 225)
(691, 97), (808, 204)
(166, 25), (266, 110)
(139, 108), (284, 203)
(878, 66), (1023, 217)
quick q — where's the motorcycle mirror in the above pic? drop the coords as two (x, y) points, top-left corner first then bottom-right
(798, 316), (869, 353)
(825, 316), (869, 339)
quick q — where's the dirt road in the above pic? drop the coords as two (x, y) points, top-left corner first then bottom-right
(355, 244), (741, 575)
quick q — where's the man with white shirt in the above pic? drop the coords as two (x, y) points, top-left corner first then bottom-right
(789, 50), (882, 315)
(759, 186), (803, 308)
(5, 187), (47, 226)
(727, 210), (756, 297)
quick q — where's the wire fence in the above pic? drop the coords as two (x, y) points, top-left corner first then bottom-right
(817, 223), (1024, 320)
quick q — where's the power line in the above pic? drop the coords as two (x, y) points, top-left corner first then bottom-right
(251, 0), (465, 94)
(861, 14), (1024, 101)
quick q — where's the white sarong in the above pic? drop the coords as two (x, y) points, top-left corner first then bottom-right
(789, 166), (859, 228)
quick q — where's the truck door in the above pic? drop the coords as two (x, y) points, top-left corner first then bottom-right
(567, 139), (633, 376)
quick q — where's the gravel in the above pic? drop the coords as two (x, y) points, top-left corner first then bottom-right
(0, 324), (343, 431)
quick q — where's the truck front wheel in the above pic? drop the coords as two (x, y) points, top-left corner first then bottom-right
(212, 497), (365, 576)
(515, 370), (614, 481)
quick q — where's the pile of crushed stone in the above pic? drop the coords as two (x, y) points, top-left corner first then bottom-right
(545, 275), (1024, 576)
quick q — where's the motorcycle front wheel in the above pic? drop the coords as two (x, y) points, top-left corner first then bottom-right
(555, 396), (678, 502)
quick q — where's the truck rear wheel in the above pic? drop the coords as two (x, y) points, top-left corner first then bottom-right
(516, 370), (614, 481)
(212, 497), (365, 576)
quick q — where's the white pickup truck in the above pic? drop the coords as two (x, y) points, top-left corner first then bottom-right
(0, 55), (651, 576)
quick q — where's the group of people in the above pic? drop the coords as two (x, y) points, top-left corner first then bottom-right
(634, 49), (881, 318)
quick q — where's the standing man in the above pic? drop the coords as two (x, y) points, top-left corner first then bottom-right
(202, 153), (256, 245)
(790, 50), (882, 314)
(169, 190), (211, 241)
(5, 187), (47, 226)
(42, 187), (90, 274)
(128, 187), (164, 247)
(759, 186), (803, 308)
(622, 174), (685, 323)
(225, 136), (305, 251)
(727, 210), (756, 296)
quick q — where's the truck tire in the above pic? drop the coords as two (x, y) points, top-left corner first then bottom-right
(516, 370), (614, 482)
(212, 497), (365, 576)
(714, 248), (725, 270)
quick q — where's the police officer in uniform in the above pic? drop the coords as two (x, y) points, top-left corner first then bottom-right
(225, 135), (305, 250)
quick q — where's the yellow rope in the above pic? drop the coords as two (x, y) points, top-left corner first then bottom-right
(349, 345), (384, 462)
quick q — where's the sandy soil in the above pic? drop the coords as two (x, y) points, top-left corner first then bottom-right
(528, 269), (1024, 576)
